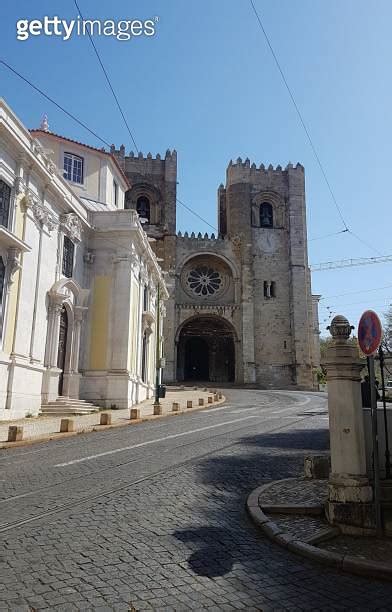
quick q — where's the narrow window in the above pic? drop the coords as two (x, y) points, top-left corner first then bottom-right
(143, 285), (149, 311)
(62, 236), (75, 278)
(113, 180), (118, 207)
(0, 257), (5, 338)
(260, 202), (273, 228)
(141, 332), (148, 383)
(0, 180), (11, 229)
(136, 196), (150, 223)
(264, 281), (276, 298)
(64, 153), (84, 184)
(284, 340), (287, 349)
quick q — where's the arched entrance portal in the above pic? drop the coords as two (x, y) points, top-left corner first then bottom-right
(177, 317), (235, 383)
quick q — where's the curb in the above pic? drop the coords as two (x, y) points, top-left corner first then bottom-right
(246, 481), (392, 582)
(0, 395), (226, 450)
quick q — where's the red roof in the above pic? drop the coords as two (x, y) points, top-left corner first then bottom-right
(30, 129), (131, 189)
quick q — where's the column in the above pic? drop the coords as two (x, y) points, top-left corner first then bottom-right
(323, 315), (373, 531)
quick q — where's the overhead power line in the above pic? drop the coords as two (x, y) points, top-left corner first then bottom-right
(0, 59), (111, 148)
(321, 283), (392, 301)
(73, 0), (139, 153)
(176, 198), (218, 232)
(311, 254), (392, 272)
(249, 1), (384, 258)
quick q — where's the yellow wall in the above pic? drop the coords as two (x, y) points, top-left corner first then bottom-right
(89, 276), (110, 370)
(3, 199), (24, 353)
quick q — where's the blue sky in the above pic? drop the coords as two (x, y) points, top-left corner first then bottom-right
(1, 0), (391, 335)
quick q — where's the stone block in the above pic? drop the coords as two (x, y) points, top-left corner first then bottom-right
(154, 403), (163, 415)
(187, 400), (192, 409)
(304, 455), (330, 479)
(60, 419), (74, 433)
(100, 413), (112, 426)
(172, 402), (180, 412)
(8, 426), (23, 442)
(208, 396), (213, 404)
(130, 408), (140, 420)
(198, 398), (204, 406)
(214, 394), (219, 402)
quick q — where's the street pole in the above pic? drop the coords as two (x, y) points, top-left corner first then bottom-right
(379, 345), (391, 479)
(154, 283), (161, 406)
(368, 355), (383, 535)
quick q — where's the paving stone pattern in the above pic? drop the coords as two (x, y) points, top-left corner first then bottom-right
(0, 390), (392, 611)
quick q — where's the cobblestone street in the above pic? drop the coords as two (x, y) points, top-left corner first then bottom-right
(1, 389), (392, 611)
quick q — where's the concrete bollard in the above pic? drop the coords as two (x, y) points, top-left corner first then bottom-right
(187, 400), (193, 409)
(172, 402), (180, 412)
(214, 394), (219, 402)
(154, 403), (163, 416)
(208, 396), (213, 404)
(60, 419), (74, 433)
(8, 426), (23, 442)
(100, 413), (112, 426)
(130, 408), (141, 420)
(218, 392), (223, 399)
(198, 398), (204, 406)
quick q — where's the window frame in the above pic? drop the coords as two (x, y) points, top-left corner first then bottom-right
(63, 152), (84, 185)
(62, 235), (75, 278)
(113, 179), (118, 207)
(0, 179), (12, 230)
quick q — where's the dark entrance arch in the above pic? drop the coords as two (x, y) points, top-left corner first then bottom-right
(57, 306), (68, 395)
(177, 316), (235, 383)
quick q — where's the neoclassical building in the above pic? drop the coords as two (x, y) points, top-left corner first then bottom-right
(110, 146), (320, 389)
(0, 99), (167, 420)
(0, 97), (320, 422)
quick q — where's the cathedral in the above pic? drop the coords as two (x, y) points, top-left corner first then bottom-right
(111, 146), (320, 389)
(0, 99), (320, 421)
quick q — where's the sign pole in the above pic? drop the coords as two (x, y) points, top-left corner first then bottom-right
(368, 355), (383, 535)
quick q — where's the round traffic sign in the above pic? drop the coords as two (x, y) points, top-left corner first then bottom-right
(358, 310), (382, 356)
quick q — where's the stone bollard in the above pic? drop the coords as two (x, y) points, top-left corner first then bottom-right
(100, 413), (112, 426)
(208, 396), (213, 404)
(154, 403), (163, 416)
(198, 398), (204, 406)
(323, 315), (373, 532)
(187, 400), (192, 409)
(172, 402), (180, 412)
(60, 419), (74, 433)
(8, 426), (23, 442)
(130, 408), (140, 420)
(218, 392), (223, 399)
(214, 394), (219, 402)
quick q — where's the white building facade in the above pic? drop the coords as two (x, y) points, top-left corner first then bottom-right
(0, 99), (167, 420)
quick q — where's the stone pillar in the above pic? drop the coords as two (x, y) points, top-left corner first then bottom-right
(323, 315), (373, 531)
(109, 255), (133, 370)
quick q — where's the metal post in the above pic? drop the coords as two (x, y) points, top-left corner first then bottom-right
(379, 346), (391, 479)
(368, 356), (383, 534)
(154, 284), (161, 406)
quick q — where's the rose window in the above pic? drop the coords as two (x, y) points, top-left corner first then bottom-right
(186, 266), (222, 296)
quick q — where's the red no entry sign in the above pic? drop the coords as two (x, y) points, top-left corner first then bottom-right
(358, 310), (383, 356)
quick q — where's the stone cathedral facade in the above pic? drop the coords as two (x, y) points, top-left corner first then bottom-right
(112, 147), (320, 390)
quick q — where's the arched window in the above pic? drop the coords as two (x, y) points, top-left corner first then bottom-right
(260, 203), (273, 228)
(136, 196), (151, 223)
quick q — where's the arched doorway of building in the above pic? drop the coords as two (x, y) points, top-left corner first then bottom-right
(57, 306), (69, 395)
(177, 316), (236, 383)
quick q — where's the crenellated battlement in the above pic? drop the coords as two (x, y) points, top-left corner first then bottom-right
(177, 231), (225, 242)
(110, 145), (177, 163)
(110, 146), (177, 181)
(226, 157), (304, 184)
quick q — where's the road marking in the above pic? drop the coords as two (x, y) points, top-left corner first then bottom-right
(54, 415), (259, 467)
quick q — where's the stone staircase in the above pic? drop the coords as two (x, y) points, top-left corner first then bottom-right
(40, 397), (100, 416)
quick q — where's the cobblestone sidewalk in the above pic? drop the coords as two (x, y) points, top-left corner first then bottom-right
(0, 386), (223, 444)
(248, 476), (392, 580)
